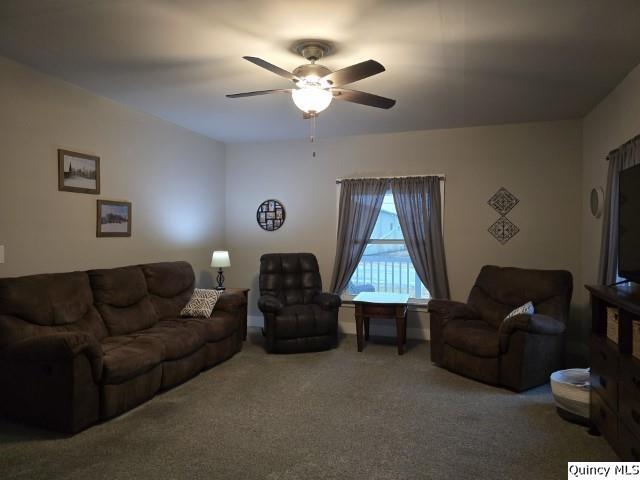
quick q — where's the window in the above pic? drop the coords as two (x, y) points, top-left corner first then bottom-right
(346, 191), (430, 300)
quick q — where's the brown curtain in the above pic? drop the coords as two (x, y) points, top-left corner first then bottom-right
(330, 178), (388, 294)
(391, 176), (450, 299)
(598, 135), (640, 284)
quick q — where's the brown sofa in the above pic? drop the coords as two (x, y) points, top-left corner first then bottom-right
(0, 261), (245, 433)
(428, 265), (572, 392)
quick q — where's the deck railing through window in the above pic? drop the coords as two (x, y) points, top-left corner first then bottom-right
(348, 254), (428, 299)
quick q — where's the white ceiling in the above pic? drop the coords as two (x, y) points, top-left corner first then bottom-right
(1, 0), (640, 143)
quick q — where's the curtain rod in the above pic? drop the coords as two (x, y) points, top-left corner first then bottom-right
(608, 133), (640, 157)
(335, 174), (446, 185)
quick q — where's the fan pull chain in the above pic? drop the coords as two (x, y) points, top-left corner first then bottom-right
(309, 114), (316, 143)
(310, 114), (317, 157)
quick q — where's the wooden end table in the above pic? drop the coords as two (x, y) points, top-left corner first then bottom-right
(223, 288), (250, 340)
(353, 292), (409, 355)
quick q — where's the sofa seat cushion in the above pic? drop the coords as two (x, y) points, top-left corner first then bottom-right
(136, 320), (207, 360)
(443, 319), (499, 358)
(179, 311), (239, 343)
(275, 304), (335, 340)
(101, 336), (164, 384)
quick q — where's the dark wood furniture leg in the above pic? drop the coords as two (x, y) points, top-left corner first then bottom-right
(364, 317), (370, 340)
(395, 314), (405, 355)
(242, 301), (248, 340)
(355, 306), (364, 352)
(403, 313), (407, 345)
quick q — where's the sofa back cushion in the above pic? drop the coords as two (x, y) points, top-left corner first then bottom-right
(0, 272), (108, 345)
(140, 261), (195, 319)
(259, 253), (322, 306)
(89, 266), (158, 335)
(467, 265), (573, 329)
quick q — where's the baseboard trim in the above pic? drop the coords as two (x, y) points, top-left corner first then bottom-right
(247, 315), (430, 340)
(248, 315), (263, 328)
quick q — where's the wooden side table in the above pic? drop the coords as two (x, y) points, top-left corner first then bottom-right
(224, 288), (250, 340)
(353, 292), (409, 355)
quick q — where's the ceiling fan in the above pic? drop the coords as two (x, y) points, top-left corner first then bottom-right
(226, 41), (396, 118)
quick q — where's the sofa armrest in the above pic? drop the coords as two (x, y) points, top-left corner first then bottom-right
(215, 290), (246, 313)
(258, 295), (284, 313)
(313, 292), (342, 310)
(1, 332), (103, 381)
(428, 299), (478, 320)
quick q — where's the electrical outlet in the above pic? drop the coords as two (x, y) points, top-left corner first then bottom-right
(0, 245), (4, 264)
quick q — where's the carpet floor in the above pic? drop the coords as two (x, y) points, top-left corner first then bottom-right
(0, 331), (616, 479)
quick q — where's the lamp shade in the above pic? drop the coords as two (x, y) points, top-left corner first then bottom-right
(211, 250), (231, 268)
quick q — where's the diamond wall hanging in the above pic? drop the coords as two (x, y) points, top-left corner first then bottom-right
(488, 187), (519, 216)
(488, 216), (520, 244)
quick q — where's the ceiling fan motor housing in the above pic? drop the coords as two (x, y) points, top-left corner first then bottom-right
(293, 64), (332, 85)
(294, 41), (332, 62)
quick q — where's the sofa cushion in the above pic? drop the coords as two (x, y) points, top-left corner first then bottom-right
(136, 319), (206, 360)
(89, 266), (158, 335)
(443, 319), (500, 358)
(0, 272), (95, 327)
(101, 335), (164, 384)
(179, 311), (239, 343)
(140, 262), (195, 319)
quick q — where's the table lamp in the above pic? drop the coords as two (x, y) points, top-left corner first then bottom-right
(211, 250), (230, 290)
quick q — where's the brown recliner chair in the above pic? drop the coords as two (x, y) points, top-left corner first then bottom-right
(428, 265), (573, 391)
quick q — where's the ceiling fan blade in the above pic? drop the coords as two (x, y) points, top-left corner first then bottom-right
(322, 60), (385, 86)
(226, 89), (292, 98)
(243, 56), (298, 82)
(332, 88), (396, 109)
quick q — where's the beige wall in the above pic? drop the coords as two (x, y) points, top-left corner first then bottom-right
(0, 56), (226, 285)
(225, 120), (583, 355)
(6, 48), (632, 363)
(579, 63), (640, 356)
(581, 63), (640, 289)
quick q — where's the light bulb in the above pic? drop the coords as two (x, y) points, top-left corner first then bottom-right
(292, 86), (332, 114)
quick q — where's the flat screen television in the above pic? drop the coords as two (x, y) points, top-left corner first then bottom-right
(618, 163), (640, 283)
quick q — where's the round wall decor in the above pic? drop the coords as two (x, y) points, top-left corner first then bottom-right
(257, 199), (285, 231)
(590, 187), (604, 218)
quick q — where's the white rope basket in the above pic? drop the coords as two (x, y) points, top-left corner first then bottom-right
(550, 368), (590, 420)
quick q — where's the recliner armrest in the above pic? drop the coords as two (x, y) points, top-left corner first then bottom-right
(499, 313), (565, 352)
(428, 299), (478, 320)
(313, 292), (342, 310)
(1, 332), (103, 381)
(258, 295), (284, 313)
(500, 313), (565, 336)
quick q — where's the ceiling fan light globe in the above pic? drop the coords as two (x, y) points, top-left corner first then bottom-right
(291, 87), (332, 114)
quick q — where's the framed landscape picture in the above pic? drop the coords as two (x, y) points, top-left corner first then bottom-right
(58, 149), (100, 194)
(97, 200), (131, 237)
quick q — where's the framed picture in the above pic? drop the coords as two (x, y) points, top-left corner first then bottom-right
(97, 200), (131, 237)
(256, 199), (286, 231)
(58, 149), (100, 194)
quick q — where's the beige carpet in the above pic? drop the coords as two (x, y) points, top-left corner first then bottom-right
(0, 331), (616, 479)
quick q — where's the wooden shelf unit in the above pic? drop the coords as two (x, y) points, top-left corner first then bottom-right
(587, 283), (640, 460)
